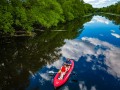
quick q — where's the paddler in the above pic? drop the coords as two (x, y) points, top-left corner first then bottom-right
(65, 58), (72, 66)
(58, 64), (67, 80)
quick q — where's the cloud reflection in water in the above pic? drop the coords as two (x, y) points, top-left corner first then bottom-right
(111, 33), (120, 38)
(87, 16), (110, 24)
(61, 37), (120, 78)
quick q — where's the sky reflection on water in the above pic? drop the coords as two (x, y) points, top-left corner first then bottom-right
(62, 37), (120, 78)
(76, 15), (120, 47)
(27, 15), (120, 90)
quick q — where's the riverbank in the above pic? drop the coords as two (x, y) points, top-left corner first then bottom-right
(83, 13), (93, 17)
(0, 14), (94, 38)
(0, 31), (36, 38)
(100, 12), (120, 17)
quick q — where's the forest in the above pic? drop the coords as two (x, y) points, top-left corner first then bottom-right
(0, 0), (94, 35)
(1, 0), (120, 36)
(96, 1), (120, 14)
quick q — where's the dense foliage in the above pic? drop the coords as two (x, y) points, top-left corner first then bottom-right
(96, 2), (120, 14)
(0, 0), (94, 35)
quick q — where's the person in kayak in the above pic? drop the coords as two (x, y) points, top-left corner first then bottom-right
(58, 64), (67, 80)
(65, 58), (72, 70)
(65, 58), (71, 65)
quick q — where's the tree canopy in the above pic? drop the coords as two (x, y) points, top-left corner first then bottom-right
(96, 2), (120, 14)
(0, 0), (94, 35)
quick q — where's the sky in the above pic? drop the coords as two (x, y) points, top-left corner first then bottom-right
(83, 0), (120, 8)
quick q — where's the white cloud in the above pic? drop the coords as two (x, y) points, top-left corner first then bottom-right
(39, 73), (50, 81)
(46, 58), (64, 69)
(61, 39), (96, 61)
(79, 81), (87, 90)
(93, 16), (109, 24)
(111, 30), (115, 32)
(111, 33), (120, 38)
(79, 81), (96, 90)
(60, 37), (120, 77)
(83, 0), (120, 8)
(63, 86), (69, 90)
(91, 86), (96, 90)
(86, 16), (110, 25)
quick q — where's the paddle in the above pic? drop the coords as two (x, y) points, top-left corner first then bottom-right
(48, 71), (76, 76)
(48, 71), (58, 76)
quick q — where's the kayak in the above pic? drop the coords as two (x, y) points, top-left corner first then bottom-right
(53, 60), (74, 88)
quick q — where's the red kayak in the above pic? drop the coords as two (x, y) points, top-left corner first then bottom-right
(53, 60), (74, 88)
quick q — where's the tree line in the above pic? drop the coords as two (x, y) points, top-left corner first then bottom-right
(99, 13), (120, 25)
(96, 1), (120, 14)
(0, 0), (94, 35)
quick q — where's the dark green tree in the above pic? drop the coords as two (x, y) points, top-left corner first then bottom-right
(97, 1), (120, 14)
(0, 0), (94, 35)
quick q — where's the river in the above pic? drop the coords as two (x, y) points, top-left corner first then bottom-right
(0, 14), (120, 90)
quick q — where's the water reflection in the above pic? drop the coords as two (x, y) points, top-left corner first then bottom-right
(78, 15), (120, 47)
(111, 33), (120, 38)
(98, 13), (120, 25)
(0, 15), (93, 90)
(60, 15), (120, 90)
(27, 37), (120, 90)
(62, 37), (120, 77)
(27, 15), (120, 90)
(26, 59), (65, 90)
(87, 16), (110, 24)
(1, 14), (120, 90)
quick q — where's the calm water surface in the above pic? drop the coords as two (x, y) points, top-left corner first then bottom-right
(0, 15), (120, 90)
